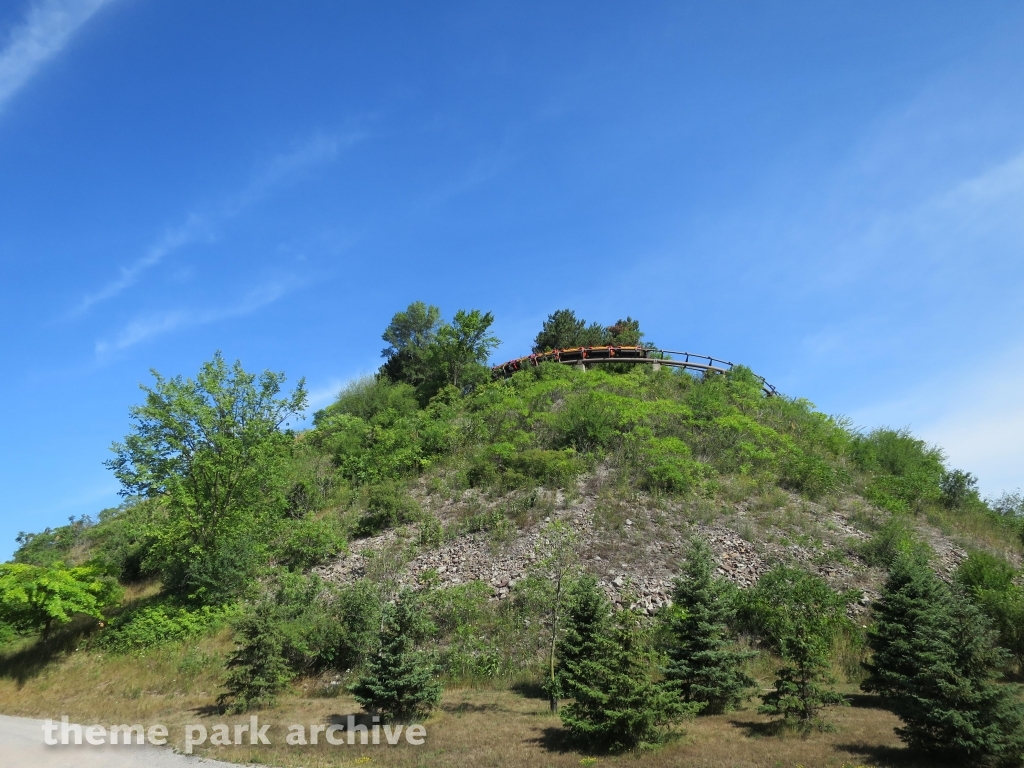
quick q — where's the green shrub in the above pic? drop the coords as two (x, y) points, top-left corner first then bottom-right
(468, 445), (585, 490)
(13, 515), (95, 568)
(218, 573), (382, 712)
(549, 390), (621, 453)
(317, 377), (419, 423)
(957, 551), (1017, 593)
(738, 565), (854, 653)
(742, 567), (853, 731)
(425, 581), (492, 636)
(356, 482), (419, 536)
(0, 562), (123, 641)
(957, 552), (1024, 665)
(781, 450), (844, 499)
(940, 469), (980, 511)
(101, 603), (235, 653)
(857, 515), (930, 568)
(276, 514), (345, 570)
(854, 429), (944, 513)
(627, 430), (708, 494)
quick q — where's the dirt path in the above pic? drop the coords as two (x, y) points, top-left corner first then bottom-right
(0, 715), (241, 768)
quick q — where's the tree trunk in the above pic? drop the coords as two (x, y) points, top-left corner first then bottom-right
(549, 573), (562, 714)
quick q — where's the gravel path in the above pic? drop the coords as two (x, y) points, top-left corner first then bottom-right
(0, 715), (242, 768)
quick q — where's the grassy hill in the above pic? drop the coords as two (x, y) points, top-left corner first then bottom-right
(2, 306), (1022, 767)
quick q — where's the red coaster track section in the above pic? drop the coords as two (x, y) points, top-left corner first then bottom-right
(492, 346), (778, 397)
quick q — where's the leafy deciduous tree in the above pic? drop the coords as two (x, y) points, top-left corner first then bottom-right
(422, 309), (500, 394)
(0, 563), (121, 641)
(379, 301), (442, 387)
(106, 352), (307, 602)
(532, 520), (580, 713)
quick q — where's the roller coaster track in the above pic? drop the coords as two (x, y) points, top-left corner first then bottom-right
(492, 346), (779, 397)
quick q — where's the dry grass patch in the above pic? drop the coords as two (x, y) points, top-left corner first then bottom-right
(0, 633), (938, 768)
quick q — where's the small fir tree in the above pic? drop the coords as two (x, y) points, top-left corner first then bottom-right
(865, 553), (1024, 763)
(554, 575), (611, 701)
(560, 608), (698, 751)
(219, 603), (294, 712)
(862, 550), (950, 701)
(757, 627), (847, 729)
(349, 590), (442, 722)
(662, 539), (756, 714)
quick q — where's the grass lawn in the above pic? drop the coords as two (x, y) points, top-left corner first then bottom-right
(0, 625), (936, 768)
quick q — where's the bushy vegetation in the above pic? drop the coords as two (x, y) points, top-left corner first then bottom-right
(742, 566), (853, 730)
(3, 301), (1023, 759)
(100, 601), (235, 653)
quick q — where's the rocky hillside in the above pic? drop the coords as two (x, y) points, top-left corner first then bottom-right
(318, 471), (985, 619)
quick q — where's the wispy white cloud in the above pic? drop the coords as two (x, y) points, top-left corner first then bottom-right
(75, 131), (362, 315)
(75, 213), (211, 314)
(0, 0), (116, 112)
(850, 344), (1024, 498)
(228, 132), (352, 213)
(94, 278), (301, 357)
(304, 380), (346, 412)
(294, 372), (379, 424)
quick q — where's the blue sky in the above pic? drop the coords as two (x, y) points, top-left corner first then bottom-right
(2, 0), (1023, 559)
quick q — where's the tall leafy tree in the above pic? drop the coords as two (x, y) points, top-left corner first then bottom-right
(605, 317), (644, 346)
(560, 608), (697, 751)
(349, 589), (442, 721)
(379, 301), (442, 387)
(532, 309), (606, 353)
(662, 539), (755, 714)
(422, 309), (499, 394)
(106, 352), (307, 602)
(0, 563), (121, 641)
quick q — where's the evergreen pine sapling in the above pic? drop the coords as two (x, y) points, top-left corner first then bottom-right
(554, 575), (612, 702)
(349, 590), (442, 722)
(866, 553), (1024, 764)
(662, 539), (756, 714)
(892, 593), (1024, 765)
(219, 603), (294, 712)
(862, 550), (949, 702)
(560, 608), (698, 751)
(757, 627), (847, 730)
